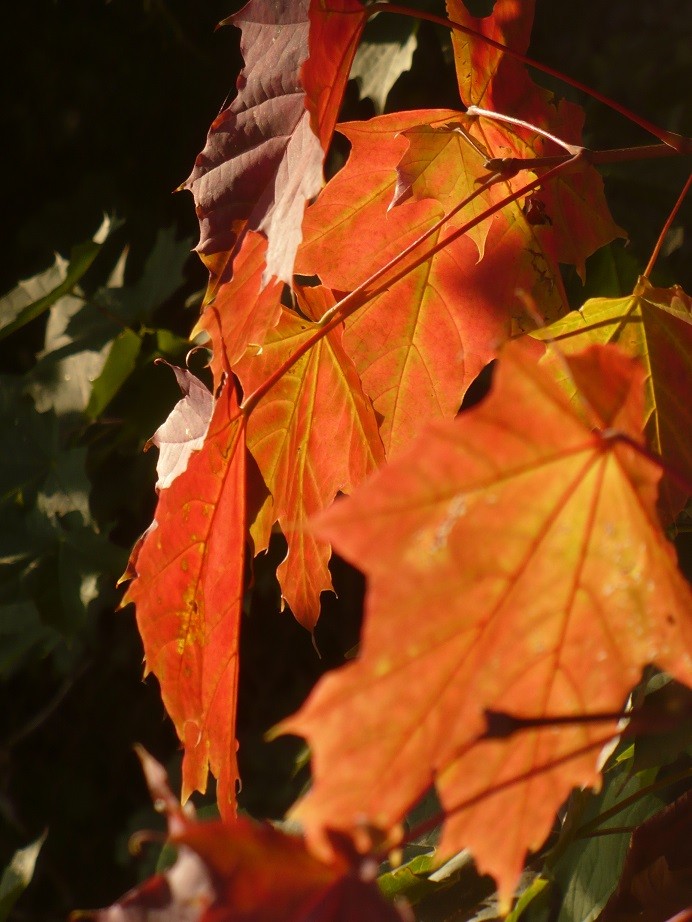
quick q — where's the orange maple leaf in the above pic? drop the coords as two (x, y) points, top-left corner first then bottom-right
(280, 341), (692, 902)
(236, 285), (384, 629)
(122, 377), (247, 817)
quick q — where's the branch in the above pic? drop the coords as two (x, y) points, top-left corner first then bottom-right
(598, 429), (692, 498)
(241, 155), (578, 415)
(575, 764), (692, 840)
(396, 732), (616, 852)
(367, 2), (692, 153)
(644, 171), (692, 278)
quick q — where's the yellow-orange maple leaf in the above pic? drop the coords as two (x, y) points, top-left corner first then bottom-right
(280, 341), (692, 902)
(532, 277), (692, 523)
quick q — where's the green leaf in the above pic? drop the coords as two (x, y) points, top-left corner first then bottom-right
(0, 218), (110, 342)
(0, 602), (61, 679)
(111, 226), (192, 325)
(0, 379), (124, 643)
(547, 762), (666, 922)
(623, 675), (692, 775)
(351, 14), (418, 114)
(378, 853), (436, 903)
(506, 875), (550, 922)
(0, 832), (46, 921)
(0, 378), (59, 507)
(25, 291), (120, 419)
(23, 226), (191, 420)
(85, 327), (142, 419)
(153, 327), (191, 357)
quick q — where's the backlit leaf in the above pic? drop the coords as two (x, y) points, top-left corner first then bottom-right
(236, 286), (384, 629)
(304, 0), (367, 149)
(76, 750), (407, 922)
(192, 231), (284, 383)
(297, 113), (567, 455)
(122, 378), (246, 816)
(446, 0), (625, 278)
(280, 341), (692, 902)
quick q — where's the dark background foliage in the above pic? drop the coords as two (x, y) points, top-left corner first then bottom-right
(0, 1), (690, 919)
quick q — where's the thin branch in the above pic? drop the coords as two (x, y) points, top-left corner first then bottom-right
(367, 2), (692, 153)
(643, 171), (692, 278)
(242, 169), (500, 414)
(598, 429), (692, 497)
(467, 105), (582, 156)
(396, 732), (616, 851)
(241, 155), (577, 415)
(485, 143), (683, 178)
(3, 662), (88, 751)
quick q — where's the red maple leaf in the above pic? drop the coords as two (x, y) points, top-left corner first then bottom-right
(122, 377), (247, 816)
(446, 0), (625, 278)
(193, 231), (285, 383)
(75, 750), (408, 922)
(296, 112), (568, 455)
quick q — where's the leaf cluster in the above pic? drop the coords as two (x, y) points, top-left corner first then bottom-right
(1, 0), (691, 919)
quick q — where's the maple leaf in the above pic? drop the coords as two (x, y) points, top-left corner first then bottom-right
(183, 0), (365, 291)
(236, 285), (384, 629)
(75, 749), (408, 922)
(531, 277), (692, 523)
(279, 341), (692, 902)
(445, 0), (624, 278)
(296, 112), (568, 455)
(447, 0), (536, 116)
(122, 377), (246, 817)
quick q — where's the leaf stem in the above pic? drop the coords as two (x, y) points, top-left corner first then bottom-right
(395, 732), (616, 853)
(580, 825), (636, 838)
(643, 171), (692, 278)
(598, 429), (692, 497)
(467, 105), (581, 155)
(482, 708), (626, 740)
(368, 2), (692, 153)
